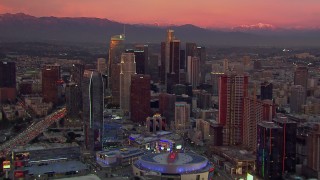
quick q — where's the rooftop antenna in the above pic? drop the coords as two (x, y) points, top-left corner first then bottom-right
(123, 24), (126, 37)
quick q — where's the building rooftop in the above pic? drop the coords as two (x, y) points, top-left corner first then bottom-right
(25, 160), (87, 175)
(96, 147), (144, 159)
(13, 143), (79, 152)
(59, 174), (100, 180)
(258, 121), (282, 129)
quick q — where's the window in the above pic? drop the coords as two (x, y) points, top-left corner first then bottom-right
(196, 175), (200, 180)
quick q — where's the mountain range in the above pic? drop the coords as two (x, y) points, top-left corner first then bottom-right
(0, 13), (319, 47)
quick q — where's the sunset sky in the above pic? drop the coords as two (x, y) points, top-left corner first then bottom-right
(0, 0), (319, 28)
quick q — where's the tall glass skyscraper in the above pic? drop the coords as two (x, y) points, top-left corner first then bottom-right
(83, 70), (104, 151)
(108, 34), (125, 106)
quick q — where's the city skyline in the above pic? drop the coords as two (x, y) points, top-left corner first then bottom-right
(0, 0), (320, 29)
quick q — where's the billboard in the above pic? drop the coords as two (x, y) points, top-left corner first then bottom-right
(3, 161), (10, 170)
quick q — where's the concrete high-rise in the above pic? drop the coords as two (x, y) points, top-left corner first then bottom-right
(187, 56), (200, 89)
(0, 61), (16, 103)
(108, 34), (125, 106)
(120, 53), (136, 114)
(243, 96), (263, 151)
(82, 70), (104, 151)
(42, 65), (60, 104)
(218, 73), (249, 145)
(130, 74), (151, 124)
(175, 102), (190, 132)
(290, 85), (306, 113)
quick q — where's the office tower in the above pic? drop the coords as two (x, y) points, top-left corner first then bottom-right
(0, 61), (16, 103)
(261, 82), (273, 100)
(294, 66), (308, 90)
(70, 63), (85, 110)
(196, 46), (206, 83)
(175, 102), (190, 132)
(185, 42), (197, 73)
(257, 121), (283, 180)
(273, 116), (297, 173)
(198, 91), (212, 109)
(82, 70), (104, 151)
(42, 65), (60, 104)
(97, 58), (107, 74)
(135, 44), (149, 74)
(148, 54), (160, 82)
(120, 53), (136, 114)
(126, 49), (145, 74)
(187, 56), (200, 89)
(130, 74), (151, 124)
(146, 114), (166, 133)
(160, 30), (180, 88)
(180, 49), (186, 70)
(307, 123), (320, 175)
(108, 34), (125, 106)
(218, 73), (249, 145)
(65, 83), (79, 118)
(254, 60), (262, 70)
(159, 93), (176, 126)
(290, 85), (306, 113)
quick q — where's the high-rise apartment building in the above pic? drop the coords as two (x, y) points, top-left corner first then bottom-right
(243, 96), (263, 151)
(108, 34), (125, 106)
(175, 102), (190, 132)
(42, 65), (60, 104)
(218, 73), (249, 145)
(130, 74), (151, 124)
(120, 53), (136, 114)
(187, 56), (200, 89)
(82, 70), (104, 151)
(0, 61), (16, 103)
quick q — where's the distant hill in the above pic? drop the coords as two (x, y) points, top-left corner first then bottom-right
(0, 13), (319, 47)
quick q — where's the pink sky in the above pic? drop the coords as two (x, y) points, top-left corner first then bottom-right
(0, 0), (319, 28)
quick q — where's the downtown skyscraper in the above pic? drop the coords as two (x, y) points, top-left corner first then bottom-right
(120, 53), (136, 114)
(160, 30), (181, 93)
(82, 70), (104, 151)
(0, 61), (16, 103)
(108, 34), (125, 106)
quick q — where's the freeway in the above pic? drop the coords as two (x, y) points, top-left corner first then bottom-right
(0, 107), (67, 157)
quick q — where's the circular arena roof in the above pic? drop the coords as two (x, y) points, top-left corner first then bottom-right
(135, 152), (209, 174)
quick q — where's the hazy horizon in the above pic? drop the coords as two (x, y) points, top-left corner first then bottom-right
(0, 0), (320, 29)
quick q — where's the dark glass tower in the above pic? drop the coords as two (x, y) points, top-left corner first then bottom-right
(257, 121), (283, 180)
(261, 82), (273, 100)
(82, 70), (104, 151)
